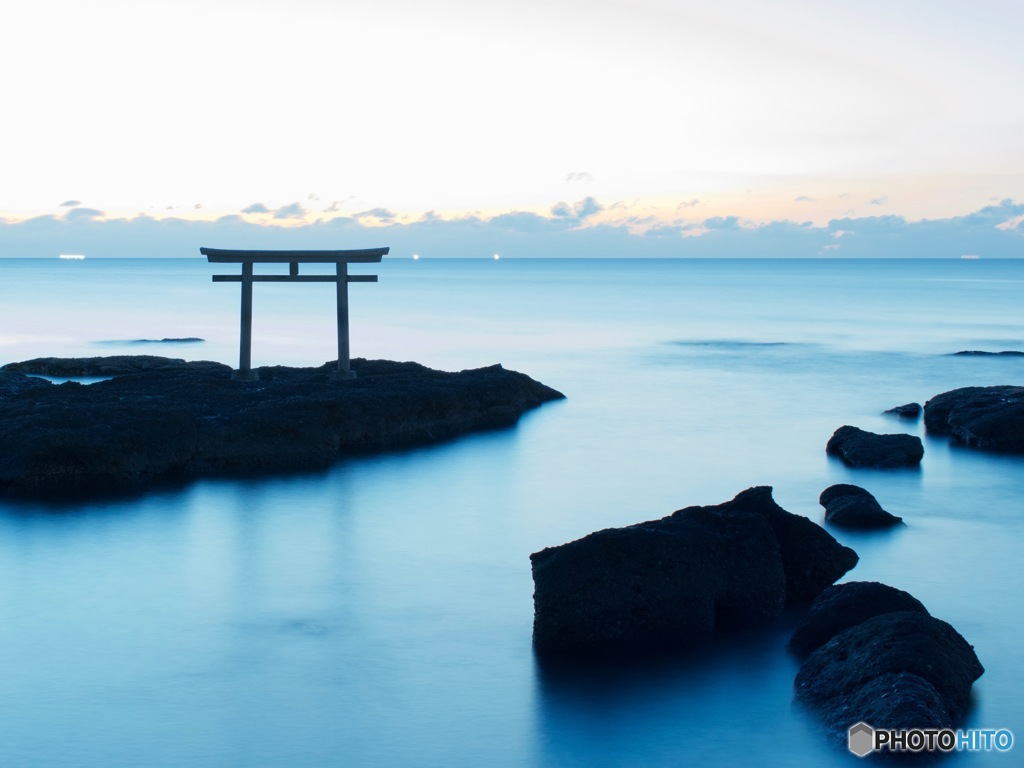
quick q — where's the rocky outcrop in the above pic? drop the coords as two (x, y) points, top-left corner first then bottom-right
(818, 484), (903, 529)
(788, 582), (927, 658)
(530, 486), (857, 657)
(2, 355), (223, 378)
(0, 356), (565, 498)
(924, 385), (1024, 452)
(951, 350), (1024, 357)
(0, 370), (53, 399)
(825, 425), (924, 468)
(795, 611), (984, 742)
(883, 402), (921, 419)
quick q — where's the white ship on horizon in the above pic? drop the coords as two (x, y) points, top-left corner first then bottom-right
(58, 254), (86, 260)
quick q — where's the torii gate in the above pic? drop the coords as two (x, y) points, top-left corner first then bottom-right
(202, 246), (388, 380)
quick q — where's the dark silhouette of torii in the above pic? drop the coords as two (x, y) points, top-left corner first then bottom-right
(203, 246), (388, 380)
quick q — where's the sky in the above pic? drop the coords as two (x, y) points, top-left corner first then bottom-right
(2, 0), (1023, 257)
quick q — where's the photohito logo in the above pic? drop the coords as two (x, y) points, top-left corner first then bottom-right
(848, 722), (1015, 757)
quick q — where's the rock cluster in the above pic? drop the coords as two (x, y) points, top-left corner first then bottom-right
(0, 356), (564, 498)
(792, 582), (984, 743)
(826, 425), (923, 468)
(530, 486), (857, 657)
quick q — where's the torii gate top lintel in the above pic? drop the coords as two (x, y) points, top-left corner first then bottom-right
(202, 247), (387, 264)
(203, 246), (388, 381)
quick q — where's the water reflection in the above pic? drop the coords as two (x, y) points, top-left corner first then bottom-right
(531, 622), (844, 768)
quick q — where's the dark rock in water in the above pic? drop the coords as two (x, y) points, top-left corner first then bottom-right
(883, 402), (921, 419)
(788, 581), (927, 659)
(0, 370), (53, 399)
(0, 356), (564, 498)
(924, 385), (1024, 452)
(823, 672), (952, 741)
(818, 484), (903, 530)
(795, 611), (984, 739)
(2, 355), (224, 377)
(735, 487), (860, 605)
(826, 425), (924, 468)
(952, 350), (1024, 356)
(530, 486), (857, 657)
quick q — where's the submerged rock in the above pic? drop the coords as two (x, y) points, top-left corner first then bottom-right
(883, 402), (922, 419)
(530, 486), (857, 657)
(795, 611), (984, 741)
(788, 581), (927, 659)
(825, 425), (924, 468)
(0, 356), (564, 498)
(924, 385), (1024, 452)
(818, 484), (903, 529)
(951, 350), (1024, 357)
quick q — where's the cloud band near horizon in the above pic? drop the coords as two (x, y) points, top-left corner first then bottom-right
(1, 199), (1022, 260)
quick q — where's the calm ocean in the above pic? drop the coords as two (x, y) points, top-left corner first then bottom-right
(1, 257), (1022, 767)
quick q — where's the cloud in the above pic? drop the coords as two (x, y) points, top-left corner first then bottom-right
(550, 197), (603, 224)
(63, 207), (105, 221)
(701, 216), (741, 230)
(59, 200), (82, 208)
(274, 203), (307, 220)
(574, 196), (602, 219)
(355, 208), (396, 222)
(489, 211), (563, 232)
(675, 199), (701, 210)
(996, 215), (1024, 231)
(3, 200), (1022, 260)
(794, 195), (816, 203)
(242, 203), (271, 214)
(869, 196), (888, 206)
(565, 171), (594, 183)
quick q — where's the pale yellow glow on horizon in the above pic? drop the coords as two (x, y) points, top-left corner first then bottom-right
(2, 0), (1021, 230)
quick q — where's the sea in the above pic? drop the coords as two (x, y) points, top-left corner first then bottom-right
(0, 257), (1022, 767)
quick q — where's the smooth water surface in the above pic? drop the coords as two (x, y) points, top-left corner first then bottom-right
(1, 258), (1022, 766)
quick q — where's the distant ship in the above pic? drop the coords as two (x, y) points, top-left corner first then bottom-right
(58, 254), (86, 260)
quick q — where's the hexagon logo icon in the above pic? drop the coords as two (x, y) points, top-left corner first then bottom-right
(848, 722), (875, 757)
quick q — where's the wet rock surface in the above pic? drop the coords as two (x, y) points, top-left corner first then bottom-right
(819, 484), (904, 529)
(788, 581), (927, 659)
(792, 583), (984, 749)
(530, 486), (857, 658)
(884, 402), (922, 419)
(0, 356), (565, 498)
(924, 385), (1024, 452)
(826, 425), (924, 468)
(795, 611), (983, 740)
